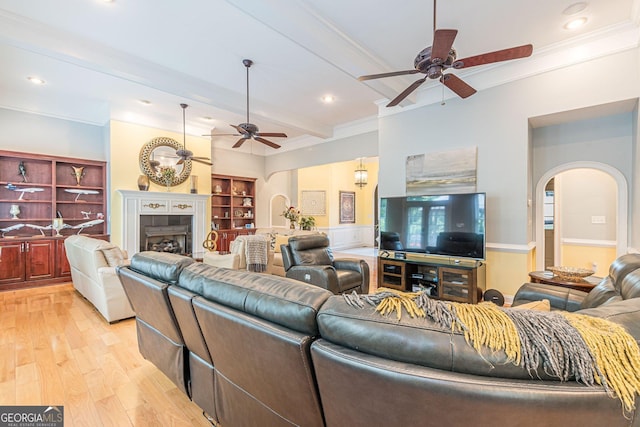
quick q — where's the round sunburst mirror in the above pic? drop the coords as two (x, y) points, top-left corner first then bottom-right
(139, 137), (192, 186)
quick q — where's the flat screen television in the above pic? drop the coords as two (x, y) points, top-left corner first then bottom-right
(379, 192), (486, 260)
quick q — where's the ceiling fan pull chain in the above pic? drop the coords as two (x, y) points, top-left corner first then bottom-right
(245, 59), (251, 124)
(182, 103), (187, 149)
(433, 0), (437, 33)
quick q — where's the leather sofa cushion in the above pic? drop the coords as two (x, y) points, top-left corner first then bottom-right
(620, 269), (640, 299)
(317, 295), (588, 381)
(130, 251), (195, 285)
(179, 263), (332, 336)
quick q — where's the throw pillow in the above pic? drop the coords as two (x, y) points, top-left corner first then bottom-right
(512, 299), (550, 311)
(101, 246), (127, 267)
(274, 235), (290, 253)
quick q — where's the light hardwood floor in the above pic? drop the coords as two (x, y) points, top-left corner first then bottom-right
(0, 251), (378, 426)
(0, 283), (211, 427)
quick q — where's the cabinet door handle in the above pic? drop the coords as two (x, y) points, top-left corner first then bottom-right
(24, 242), (29, 252)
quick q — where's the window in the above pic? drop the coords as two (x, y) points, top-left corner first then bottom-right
(406, 206), (424, 249)
(427, 206), (445, 247)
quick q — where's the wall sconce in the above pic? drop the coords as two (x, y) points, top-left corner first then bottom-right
(354, 158), (368, 188)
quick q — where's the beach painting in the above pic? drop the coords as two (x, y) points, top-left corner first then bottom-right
(406, 147), (477, 195)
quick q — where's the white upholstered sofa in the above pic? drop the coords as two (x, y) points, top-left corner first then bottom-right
(202, 228), (321, 276)
(64, 235), (135, 323)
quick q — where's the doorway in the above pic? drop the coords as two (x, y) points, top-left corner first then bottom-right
(535, 162), (628, 273)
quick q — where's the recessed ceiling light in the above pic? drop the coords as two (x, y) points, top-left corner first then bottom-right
(562, 2), (588, 15)
(27, 76), (45, 85)
(321, 94), (335, 103)
(138, 99), (151, 105)
(564, 17), (588, 30)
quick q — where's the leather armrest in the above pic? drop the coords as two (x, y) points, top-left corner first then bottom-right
(286, 265), (340, 294)
(333, 258), (370, 293)
(333, 258), (364, 272)
(512, 282), (587, 312)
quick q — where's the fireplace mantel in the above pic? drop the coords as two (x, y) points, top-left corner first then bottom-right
(117, 190), (210, 258)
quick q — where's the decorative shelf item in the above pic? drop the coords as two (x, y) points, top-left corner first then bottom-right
(547, 266), (594, 282)
(71, 166), (85, 185)
(9, 204), (20, 219)
(64, 188), (100, 201)
(1, 223), (25, 237)
(5, 184), (45, 200)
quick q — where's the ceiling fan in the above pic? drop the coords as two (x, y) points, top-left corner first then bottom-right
(358, 0), (533, 106)
(176, 103), (212, 166)
(204, 59), (287, 149)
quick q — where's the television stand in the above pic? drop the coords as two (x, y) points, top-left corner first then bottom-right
(378, 252), (486, 303)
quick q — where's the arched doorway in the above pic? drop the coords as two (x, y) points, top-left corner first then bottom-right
(535, 161), (627, 272)
(269, 194), (290, 228)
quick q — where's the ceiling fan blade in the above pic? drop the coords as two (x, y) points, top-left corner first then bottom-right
(191, 156), (210, 160)
(231, 124), (249, 135)
(203, 133), (241, 137)
(192, 158), (213, 166)
(256, 132), (287, 138)
(358, 69), (420, 81)
(386, 77), (427, 107)
(232, 138), (247, 148)
(431, 29), (458, 63)
(455, 44), (533, 69)
(440, 74), (477, 98)
(254, 136), (281, 149)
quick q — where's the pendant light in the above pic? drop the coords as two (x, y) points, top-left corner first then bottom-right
(354, 158), (368, 188)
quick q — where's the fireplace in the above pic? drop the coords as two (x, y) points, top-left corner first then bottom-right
(117, 190), (210, 259)
(141, 220), (191, 255)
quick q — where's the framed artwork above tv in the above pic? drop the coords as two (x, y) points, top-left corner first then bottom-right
(339, 191), (355, 224)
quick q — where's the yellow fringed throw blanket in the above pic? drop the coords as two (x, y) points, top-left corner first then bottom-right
(345, 288), (640, 413)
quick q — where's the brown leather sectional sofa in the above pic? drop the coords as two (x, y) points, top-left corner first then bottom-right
(116, 251), (640, 427)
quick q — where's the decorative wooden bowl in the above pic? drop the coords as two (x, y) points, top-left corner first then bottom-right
(547, 266), (594, 282)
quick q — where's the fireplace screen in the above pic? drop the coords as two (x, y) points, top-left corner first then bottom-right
(140, 215), (192, 256)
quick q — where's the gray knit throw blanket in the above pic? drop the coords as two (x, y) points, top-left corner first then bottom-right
(343, 289), (640, 413)
(244, 235), (268, 272)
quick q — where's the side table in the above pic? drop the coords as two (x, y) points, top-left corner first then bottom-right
(528, 271), (601, 292)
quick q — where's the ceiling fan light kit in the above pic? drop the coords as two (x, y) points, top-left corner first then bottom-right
(358, 0), (533, 106)
(204, 59), (287, 149)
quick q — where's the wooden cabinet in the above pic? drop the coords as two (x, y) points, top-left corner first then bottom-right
(56, 239), (72, 278)
(216, 229), (257, 253)
(0, 150), (107, 289)
(378, 255), (485, 304)
(378, 259), (406, 290)
(0, 240), (25, 284)
(211, 174), (257, 251)
(0, 239), (55, 288)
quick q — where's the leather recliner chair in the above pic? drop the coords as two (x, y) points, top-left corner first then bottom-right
(281, 234), (370, 294)
(379, 231), (403, 250)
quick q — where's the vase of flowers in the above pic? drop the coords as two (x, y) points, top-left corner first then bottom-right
(282, 206), (300, 229)
(158, 166), (176, 191)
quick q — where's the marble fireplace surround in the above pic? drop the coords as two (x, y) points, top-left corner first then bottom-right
(117, 190), (210, 259)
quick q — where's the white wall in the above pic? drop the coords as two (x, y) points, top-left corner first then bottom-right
(532, 113), (633, 196)
(378, 48), (640, 248)
(265, 131), (378, 177)
(0, 107), (105, 160)
(559, 169), (617, 241)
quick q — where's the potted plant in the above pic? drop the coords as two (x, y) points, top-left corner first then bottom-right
(299, 215), (315, 231)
